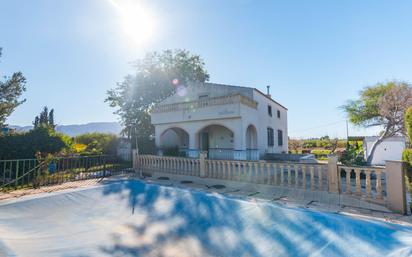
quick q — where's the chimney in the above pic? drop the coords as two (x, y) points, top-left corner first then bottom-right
(266, 85), (271, 97)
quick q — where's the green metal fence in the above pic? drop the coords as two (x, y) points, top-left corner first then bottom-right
(0, 155), (133, 191)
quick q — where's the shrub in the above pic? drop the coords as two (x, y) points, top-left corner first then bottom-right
(73, 143), (87, 152)
(310, 149), (332, 155)
(302, 140), (317, 148)
(406, 107), (412, 142)
(339, 142), (366, 166)
(403, 149), (412, 173)
(0, 127), (71, 159)
(403, 149), (412, 164)
(74, 133), (118, 155)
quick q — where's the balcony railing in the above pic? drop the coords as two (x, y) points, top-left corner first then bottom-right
(152, 94), (258, 113)
(209, 148), (260, 160)
(159, 148), (259, 160)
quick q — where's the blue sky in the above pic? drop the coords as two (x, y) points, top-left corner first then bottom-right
(1, 0), (411, 138)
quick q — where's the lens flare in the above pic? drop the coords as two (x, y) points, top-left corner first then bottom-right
(108, 0), (156, 46)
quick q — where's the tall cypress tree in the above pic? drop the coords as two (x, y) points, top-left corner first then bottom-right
(48, 109), (55, 129)
(33, 106), (56, 130)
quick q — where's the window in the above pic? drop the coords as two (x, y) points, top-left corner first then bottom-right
(277, 110), (281, 118)
(268, 105), (272, 116)
(278, 130), (283, 146)
(267, 127), (274, 146)
(199, 94), (208, 99)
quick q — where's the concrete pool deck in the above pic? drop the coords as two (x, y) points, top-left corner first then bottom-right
(0, 172), (411, 227)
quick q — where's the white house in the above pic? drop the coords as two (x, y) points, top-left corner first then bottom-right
(151, 82), (288, 160)
(363, 136), (406, 166)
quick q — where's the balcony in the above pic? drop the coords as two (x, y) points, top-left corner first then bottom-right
(151, 94), (258, 125)
(152, 94), (257, 114)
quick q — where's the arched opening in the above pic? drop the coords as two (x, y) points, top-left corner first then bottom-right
(159, 127), (189, 156)
(246, 124), (259, 160)
(197, 124), (234, 159)
(246, 125), (257, 149)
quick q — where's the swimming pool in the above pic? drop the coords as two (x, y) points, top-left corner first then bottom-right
(0, 179), (411, 257)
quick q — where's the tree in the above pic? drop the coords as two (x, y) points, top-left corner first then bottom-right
(340, 141), (366, 166)
(105, 49), (209, 152)
(0, 48), (27, 126)
(342, 81), (412, 164)
(328, 138), (339, 154)
(33, 106), (56, 129)
(48, 108), (55, 129)
(406, 106), (412, 142)
(288, 139), (302, 153)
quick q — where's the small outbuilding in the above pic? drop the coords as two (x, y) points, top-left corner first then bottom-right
(363, 136), (406, 166)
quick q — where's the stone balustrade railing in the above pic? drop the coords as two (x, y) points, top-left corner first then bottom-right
(205, 160), (328, 191)
(133, 152), (408, 214)
(338, 165), (386, 203)
(139, 155), (201, 177)
(152, 94), (258, 113)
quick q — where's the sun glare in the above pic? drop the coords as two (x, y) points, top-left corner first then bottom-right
(108, 0), (156, 46)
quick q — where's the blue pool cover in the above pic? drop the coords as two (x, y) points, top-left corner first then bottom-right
(0, 179), (412, 257)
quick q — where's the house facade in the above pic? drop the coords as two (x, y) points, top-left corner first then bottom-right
(151, 82), (288, 160)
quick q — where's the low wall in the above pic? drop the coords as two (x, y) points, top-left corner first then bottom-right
(134, 153), (408, 214)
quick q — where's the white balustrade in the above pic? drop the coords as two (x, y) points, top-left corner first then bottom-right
(133, 154), (403, 213)
(153, 94), (258, 113)
(137, 155), (388, 204)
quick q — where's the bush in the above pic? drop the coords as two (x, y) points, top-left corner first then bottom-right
(310, 149), (331, 155)
(74, 133), (118, 155)
(302, 140), (317, 148)
(403, 149), (412, 172)
(0, 127), (71, 159)
(403, 149), (412, 164)
(406, 107), (412, 142)
(339, 142), (366, 166)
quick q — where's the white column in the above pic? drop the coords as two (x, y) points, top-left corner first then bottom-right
(154, 126), (163, 156)
(189, 131), (197, 149)
(233, 121), (246, 160)
(188, 130), (199, 158)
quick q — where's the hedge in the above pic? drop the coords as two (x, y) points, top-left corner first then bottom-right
(403, 149), (412, 172)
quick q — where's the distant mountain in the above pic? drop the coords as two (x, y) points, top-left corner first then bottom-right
(9, 125), (33, 133)
(10, 122), (123, 136)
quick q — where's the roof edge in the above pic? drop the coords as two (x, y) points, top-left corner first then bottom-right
(200, 82), (288, 110)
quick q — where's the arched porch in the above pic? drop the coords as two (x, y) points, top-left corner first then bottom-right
(246, 124), (259, 160)
(196, 124), (236, 160)
(159, 127), (189, 157)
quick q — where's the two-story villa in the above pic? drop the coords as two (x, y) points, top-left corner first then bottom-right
(151, 82), (288, 160)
